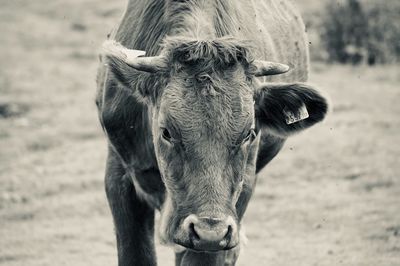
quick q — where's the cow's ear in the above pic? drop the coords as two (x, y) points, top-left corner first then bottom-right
(254, 83), (329, 137)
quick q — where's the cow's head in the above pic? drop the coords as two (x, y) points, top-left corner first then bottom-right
(102, 37), (328, 252)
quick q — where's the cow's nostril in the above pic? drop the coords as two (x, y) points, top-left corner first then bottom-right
(189, 222), (200, 241)
(225, 225), (232, 239)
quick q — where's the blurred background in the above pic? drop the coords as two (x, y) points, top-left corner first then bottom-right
(0, 0), (399, 265)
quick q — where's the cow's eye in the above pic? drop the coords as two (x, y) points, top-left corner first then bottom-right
(182, 52), (191, 61)
(179, 52), (192, 64)
(243, 129), (256, 143)
(225, 55), (236, 68)
(161, 128), (172, 142)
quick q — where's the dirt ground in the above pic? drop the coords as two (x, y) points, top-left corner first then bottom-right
(1, 1), (399, 265)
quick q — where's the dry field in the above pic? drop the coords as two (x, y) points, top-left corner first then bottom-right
(1, 1), (399, 265)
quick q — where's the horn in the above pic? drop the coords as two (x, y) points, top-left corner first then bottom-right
(102, 40), (168, 73)
(253, 60), (290, 76)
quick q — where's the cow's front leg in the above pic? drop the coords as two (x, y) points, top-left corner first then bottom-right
(105, 154), (156, 266)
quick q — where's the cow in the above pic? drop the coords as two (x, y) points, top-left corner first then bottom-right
(96, 0), (329, 265)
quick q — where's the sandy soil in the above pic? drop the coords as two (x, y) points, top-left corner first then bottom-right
(1, 1), (399, 265)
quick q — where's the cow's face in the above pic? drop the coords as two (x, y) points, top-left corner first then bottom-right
(103, 38), (329, 252)
(153, 41), (259, 251)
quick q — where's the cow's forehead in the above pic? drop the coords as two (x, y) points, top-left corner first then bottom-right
(157, 37), (256, 143)
(159, 77), (254, 144)
(162, 36), (255, 73)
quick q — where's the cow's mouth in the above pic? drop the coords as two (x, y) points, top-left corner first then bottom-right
(174, 241), (237, 253)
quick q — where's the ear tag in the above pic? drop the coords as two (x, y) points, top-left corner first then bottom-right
(283, 104), (309, 125)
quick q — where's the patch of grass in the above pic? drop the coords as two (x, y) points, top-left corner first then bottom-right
(0, 102), (29, 118)
(26, 138), (59, 152)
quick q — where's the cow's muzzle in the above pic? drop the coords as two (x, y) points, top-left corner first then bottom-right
(174, 214), (239, 252)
